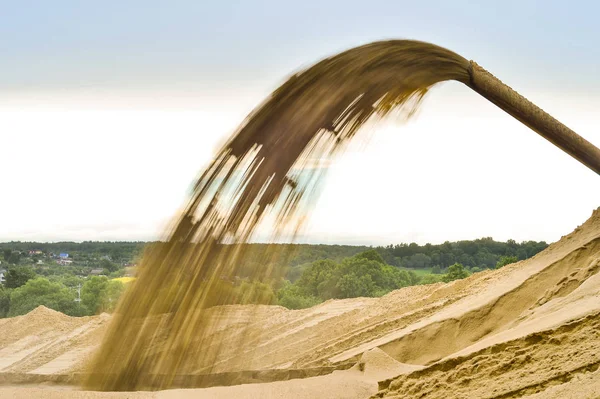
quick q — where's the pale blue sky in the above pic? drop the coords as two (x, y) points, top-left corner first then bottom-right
(1, 1), (599, 244)
(2, 1), (599, 93)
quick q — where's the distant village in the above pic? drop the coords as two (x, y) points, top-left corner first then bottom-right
(0, 245), (139, 286)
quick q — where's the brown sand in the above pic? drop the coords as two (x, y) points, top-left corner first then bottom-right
(0, 349), (401, 399)
(2, 208), (600, 398)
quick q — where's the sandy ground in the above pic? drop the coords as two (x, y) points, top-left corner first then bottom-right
(0, 349), (393, 399)
(1, 208), (599, 398)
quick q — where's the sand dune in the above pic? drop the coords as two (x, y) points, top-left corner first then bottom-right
(1, 208), (599, 398)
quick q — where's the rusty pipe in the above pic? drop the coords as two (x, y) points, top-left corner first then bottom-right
(466, 61), (600, 176)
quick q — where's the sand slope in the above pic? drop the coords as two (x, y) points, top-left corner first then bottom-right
(1, 208), (599, 398)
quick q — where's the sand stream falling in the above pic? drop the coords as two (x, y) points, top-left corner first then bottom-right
(83, 40), (597, 391)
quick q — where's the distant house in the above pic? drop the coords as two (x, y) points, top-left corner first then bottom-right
(57, 259), (73, 266)
(59, 253), (69, 259)
(28, 250), (43, 256)
(89, 268), (105, 276)
(0, 269), (6, 285)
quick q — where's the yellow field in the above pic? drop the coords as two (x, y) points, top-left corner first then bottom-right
(112, 277), (136, 284)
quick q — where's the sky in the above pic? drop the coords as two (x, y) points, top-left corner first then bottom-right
(1, 0), (599, 245)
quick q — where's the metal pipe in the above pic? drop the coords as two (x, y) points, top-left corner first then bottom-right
(466, 61), (600, 176)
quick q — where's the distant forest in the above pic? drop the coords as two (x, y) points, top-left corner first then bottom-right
(377, 238), (548, 271)
(0, 238), (548, 280)
(0, 238), (548, 315)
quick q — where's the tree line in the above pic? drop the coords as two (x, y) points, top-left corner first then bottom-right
(0, 239), (546, 274)
(0, 238), (547, 316)
(376, 238), (547, 272)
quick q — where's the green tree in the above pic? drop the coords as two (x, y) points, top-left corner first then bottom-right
(336, 273), (376, 298)
(82, 276), (125, 314)
(496, 256), (518, 269)
(402, 253), (432, 269)
(332, 257), (386, 298)
(286, 263), (311, 282)
(285, 249), (421, 304)
(233, 280), (276, 305)
(277, 281), (320, 310)
(8, 251), (21, 265)
(354, 249), (386, 264)
(381, 266), (417, 289)
(8, 278), (78, 316)
(100, 258), (119, 273)
(2, 249), (11, 261)
(59, 275), (86, 288)
(0, 287), (11, 318)
(5, 266), (36, 289)
(442, 263), (470, 283)
(297, 259), (337, 298)
(82, 276), (108, 314)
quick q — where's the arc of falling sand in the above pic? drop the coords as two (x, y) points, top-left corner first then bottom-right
(85, 40), (600, 392)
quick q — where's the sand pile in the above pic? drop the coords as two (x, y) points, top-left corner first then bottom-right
(0, 306), (72, 347)
(191, 209), (600, 383)
(371, 208), (600, 398)
(374, 311), (600, 399)
(0, 306), (110, 376)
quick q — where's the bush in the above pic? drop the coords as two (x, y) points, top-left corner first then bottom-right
(277, 249), (422, 306)
(82, 276), (125, 314)
(0, 287), (11, 318)
(5, 266), (36, 289)
(277, 282), (320, 309)
(234, 280), (277, 305)
(496, 256), (518, 269)
(420, 274), (443, 285)
(8, 277), (79, 317)
(442, 263), (470, 283)
(354, 249), (386, 264)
